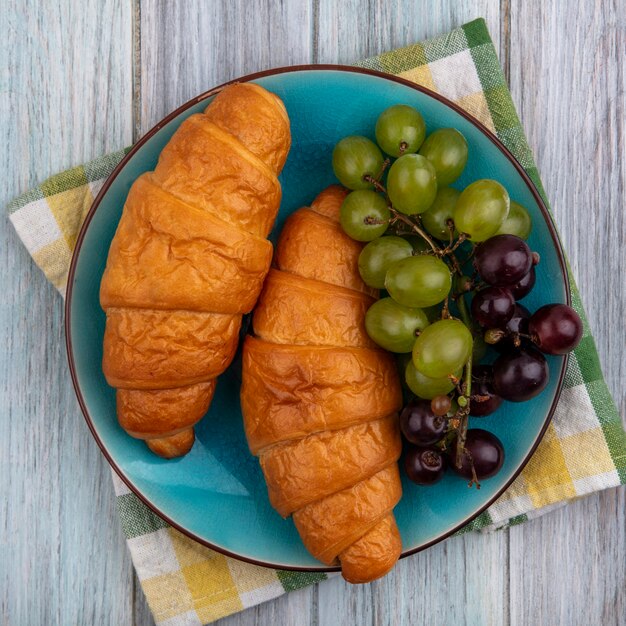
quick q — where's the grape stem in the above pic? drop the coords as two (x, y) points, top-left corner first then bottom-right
(440, 296), (451, 320)
(451, 289), (476, 477)
(444, 233), (467, 255)
(388, 208), (440, 255)
(455, 353), (472, 472)
(363, 175), (388, 195)
(364, 216), (390, 226)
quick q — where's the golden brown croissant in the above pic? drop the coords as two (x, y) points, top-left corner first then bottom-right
(241, 186), (404, 583)
(100, 83), (290, 458)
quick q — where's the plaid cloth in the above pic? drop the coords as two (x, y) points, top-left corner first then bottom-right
(7, 17), (625, 626)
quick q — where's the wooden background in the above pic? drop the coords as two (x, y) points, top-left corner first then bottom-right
(1, 1), (624, 624)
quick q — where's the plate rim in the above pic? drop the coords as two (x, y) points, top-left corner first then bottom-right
(64, 63), (570, 572)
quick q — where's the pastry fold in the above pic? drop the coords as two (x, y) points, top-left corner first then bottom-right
(241, 186), (404, 583)
(100, 83), (290, 457)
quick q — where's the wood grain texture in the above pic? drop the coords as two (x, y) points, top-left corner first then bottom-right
(0, 1), (135, 625)
(507, 1), (626, 624)
(1, 0), (624, 625)
(139, 0), (314, 133)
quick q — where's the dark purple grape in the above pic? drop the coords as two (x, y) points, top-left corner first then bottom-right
(529, 304), (583, 355)
(509, 266), (536, 299)
(474, 234), (533, 286)
(494, 303), (531, 353)
(471, 286), (515, 328)
(469, 365), (503, 416)
(400, 399), (447, 445)
(449, 429), (504, 480)
(493, 347), (549, 402)
(404, 446), (446, 485)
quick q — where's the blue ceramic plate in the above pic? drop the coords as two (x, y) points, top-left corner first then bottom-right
(66, 66), (569, 571)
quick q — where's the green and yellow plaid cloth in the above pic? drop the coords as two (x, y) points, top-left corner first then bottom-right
(7, 18), (625, 625)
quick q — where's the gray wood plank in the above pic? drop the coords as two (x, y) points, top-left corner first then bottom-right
(507, 1), (626, 623)
(315, 0), (503, 63)
(0, 1), (135, 624)
(139, 0), (314, 134)
(509, 489), (626, 626)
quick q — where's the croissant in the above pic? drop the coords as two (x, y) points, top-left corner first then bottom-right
(241, 186), (404, 583)
(100, 83), (291, 458)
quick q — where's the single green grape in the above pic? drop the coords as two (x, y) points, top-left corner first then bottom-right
(387, 154), (437, 215)
(412, 319), (473, 378)
(495, 200), (532, 239)
(365, 297), (430, 353)
(358, 236), (413, 288)
(421, 187), (461, 240)
(332, 136), (384, 190)
(375, 104), (426, 157)
(418, 128), (468, 185)
(384, 255), (451, 308)
(340, 190), (390, 241)
(405, 361), (462, 399)
(453, 179), (510, 242)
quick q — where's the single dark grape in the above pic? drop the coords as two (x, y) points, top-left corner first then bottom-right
(494, 303), (531, 353)
(404, 446), (446, 485)
(471, 286), (515, 328)
(509, 266), (536, 299)
(474, 234), (533, 286)
(449, 429), (504, 480)
(493, 347), (549, 402)
(469, 365), (503, 417)
(431, 395), (452, 417)
(400, 399), (447, 445)
(529, 304), (583, 355)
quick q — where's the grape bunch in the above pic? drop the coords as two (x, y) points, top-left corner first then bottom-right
(332, 104), (583, 488)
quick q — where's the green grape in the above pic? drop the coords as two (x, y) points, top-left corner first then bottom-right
(340, 190), (390, 241)
(412, 319), (473, 378)
(404, 235), (430, 253)
(453, 179), (510, 242)
(358, 236), (413, 288)
(496, 200), (532, 239)
(405, 361), (462, 399)
(375, 105), (426, 157)
(421, 187), (461, 240)
(365, 297), (429, 353)
(418, 128), (468, 185)
(387, 154), (437, 215)
(332, 136), (384, 190)
(384, 255), (451, 308)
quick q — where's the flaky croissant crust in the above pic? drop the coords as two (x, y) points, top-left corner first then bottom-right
(241, 186), (404, 583)
(100, 83), (290, 457)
